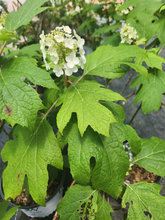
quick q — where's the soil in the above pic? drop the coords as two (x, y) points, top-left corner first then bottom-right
(125, 164), (159, 184)
(11, 171), (62, 206)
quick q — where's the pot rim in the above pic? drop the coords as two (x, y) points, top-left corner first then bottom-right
(0, 168), (65, 209)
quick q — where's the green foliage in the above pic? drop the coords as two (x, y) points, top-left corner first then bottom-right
(0, 57), (57, 130)
(0, 200), (19, 220)
(57, 184), (98, 220)
(95, 194), (113, 220)
(57, 80), (125, 137)
(132, 137), (165, 177)
(5, 0), (49, 31)
(130, 69), (165, 114)
(1, 118), (63, 206)
(0, 30), (19, 41)
(122, 182), (165, 220)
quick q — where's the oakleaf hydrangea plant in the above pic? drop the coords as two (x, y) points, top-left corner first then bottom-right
(1, 0), (165, 220)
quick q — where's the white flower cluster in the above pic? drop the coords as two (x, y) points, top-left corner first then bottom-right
(39, 26), (86, 77)
(115, 3), (129, 16)
(50, 0), (55, 7)
(0, 12), (7, 30)
(120, 23), (139, 44)
(85, 0), (91, 3)
(65, 2), (82, 15)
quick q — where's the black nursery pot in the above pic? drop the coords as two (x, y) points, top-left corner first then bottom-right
(0, 170), (65, 218)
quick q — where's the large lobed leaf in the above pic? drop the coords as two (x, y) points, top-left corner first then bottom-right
(1, 118), (63, 206)
(0, 200), (19, 220)
(57, 80), (125, 138)
(57, 184), (98, 220)
(83, 45), (165, 79)
(122, 182), (165, 220)
(0, 57), (57, 130)
(132, 137), (165, 177)
(64, 114), (130, 199)
(130, 69), (165, 114)
(5, 0), (49, 31)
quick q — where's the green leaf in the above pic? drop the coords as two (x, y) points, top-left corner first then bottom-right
(120, 0), (165, 17)
(101, 102), (141, 155)
(157, 18), (165, 46)
(6, 44), (42, 59)
(84, 45), (149, 78)
(43, 88), (60, 108)
(122, 182), (165, 220)
(65, 118), (129, 198)
(130, 69), (165, 114)
(93, 22), (121, 36)
(95, 194), (113, 220)
(1, 117), (63, 206)
(57, 80), (125, 137)
(0, 57), (57, 130)
(0, 30), (19, 41)
(57, 184), (98, 220)
(0, 200), (19, 220)
(5, 0), (49, 31)
(101, 32), (121, 46)
(160, 4), (165, 12)
(132, 137), (165, 177)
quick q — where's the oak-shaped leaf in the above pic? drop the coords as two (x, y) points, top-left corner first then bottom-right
(95, 194), (113, 220)
(57, 80), (125, 137)
(0, 57), (57, 130)
(130, 69), (165, 114)
(65, 116), (129, 198)
(132, 137), (165, 177)
(5, 0), (49, 31)
(0, 200), (19, 220)
(57, 184), (98, 220)
(1, 117), (63, 206)
(122, 182), (165, 220)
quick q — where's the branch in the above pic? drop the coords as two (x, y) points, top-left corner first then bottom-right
(161, 102), (165, 106)
(53, 180), (76, 220)
(107, 79), (113, 89)
(0, 119), (5, 130)
(0, 41), (7, 56)
(128, 103), (142, 125)
(124, 89), (137, 99)
(120, 70), (134, 96)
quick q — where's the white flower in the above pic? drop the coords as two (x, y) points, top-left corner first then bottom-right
(64, 38), (75, 49)
(45, 37), (54, 47)
(68, 1), (73, 7)
(50, 0), (55, 7)
(48, 47), (58, 56)
(77, 38), (85, 49)
(0, 24), (3, 30)
(79, 56), (86, 69)
(64, 63), (78, 76)
(63, 26), (72, 34)
(51, 55), (59, 64)
(66, 52), (79, 68)
(85, 0), (91, 4)
(53, 65), (64, 77)
(54, 34), (64, 42)
(120, 24), (138, 44)
(75, 6), (81, 13)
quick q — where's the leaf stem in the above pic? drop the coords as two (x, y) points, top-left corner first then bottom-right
(115, 70), (134, 103)
(107, 79), (113, 89)
(0, 41), (7, 56)
(128, 103), (142, 125)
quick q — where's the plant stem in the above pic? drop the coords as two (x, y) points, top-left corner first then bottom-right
(115, 70), (134, 103)
(0, 41), (7, 56)
(0, 119), (5, 130)
(53, 179), (76, 220)
(124, 89), (137, 99)
(161, 102), (165, 106)
(107, 79), (113, 89)
(120, 70), (134, 96)
(128, 103), (142, 125)
(65, 75), (69, 88)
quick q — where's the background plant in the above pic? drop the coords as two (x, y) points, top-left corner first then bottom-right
(0, 0), (165, 220)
